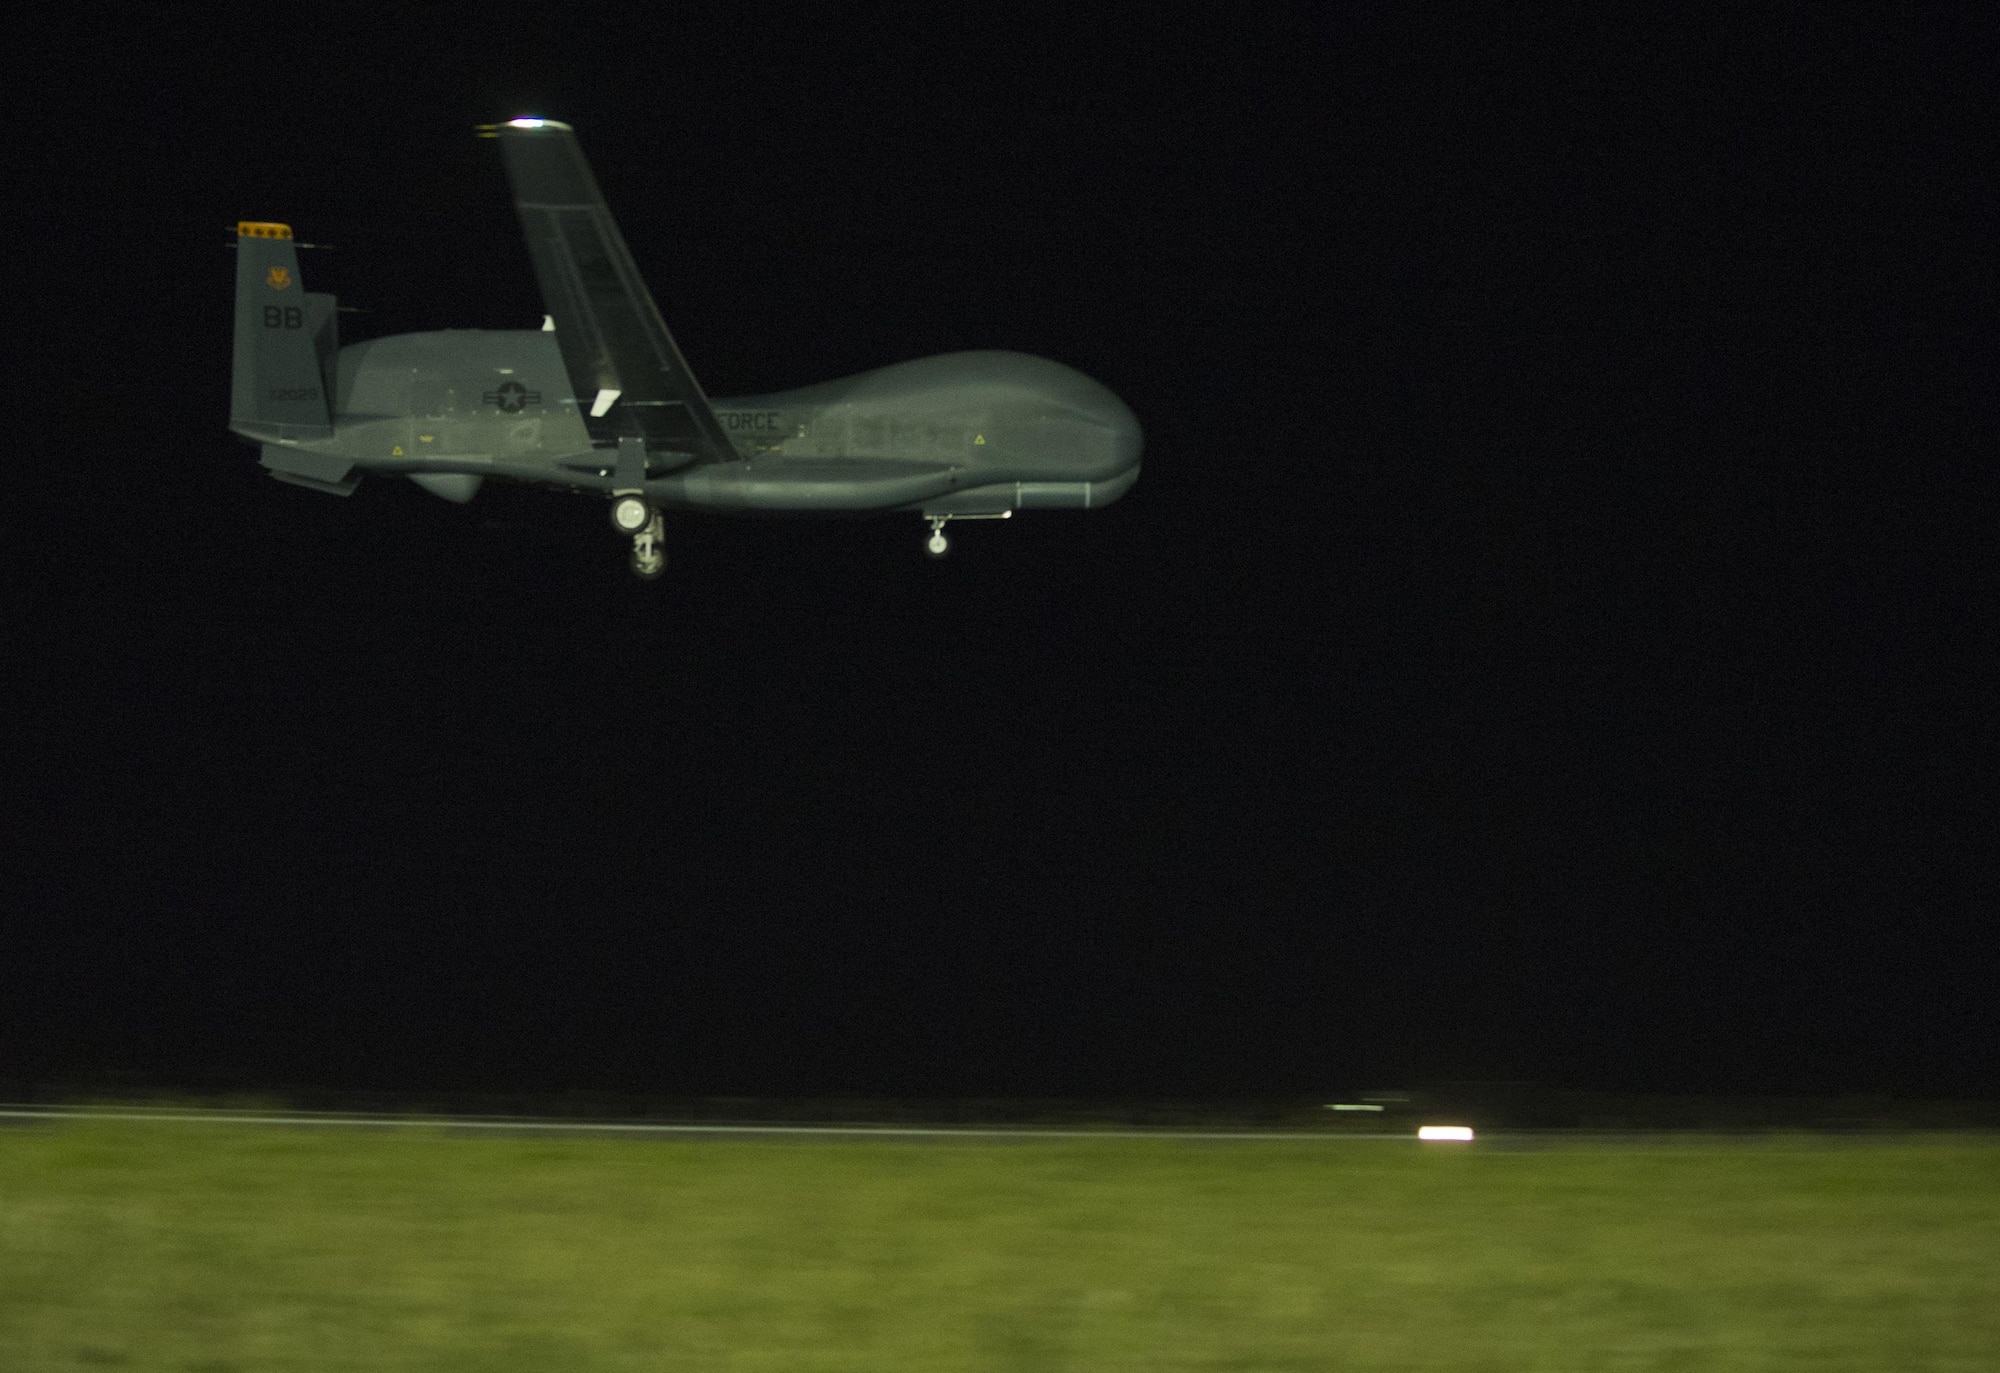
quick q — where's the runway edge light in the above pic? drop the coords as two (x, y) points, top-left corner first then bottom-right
(1417, 1125), (1476, 1142)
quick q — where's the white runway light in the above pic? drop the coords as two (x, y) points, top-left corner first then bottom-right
(1417, 1125), (1475, 1142)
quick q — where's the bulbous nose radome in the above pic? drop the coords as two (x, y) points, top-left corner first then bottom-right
(1106, 396), (1144, 471)
(1071, 375), (1144, 473)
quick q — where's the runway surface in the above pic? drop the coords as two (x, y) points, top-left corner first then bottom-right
(0, 1106), (1418, 1142)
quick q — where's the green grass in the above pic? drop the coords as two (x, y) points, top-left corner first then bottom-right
(2, 1125), (1996, 1370)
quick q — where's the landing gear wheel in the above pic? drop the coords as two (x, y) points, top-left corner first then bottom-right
(926, 516), (950, 557)
(628, 511), (666, 580)
(610, 494), (653, 535)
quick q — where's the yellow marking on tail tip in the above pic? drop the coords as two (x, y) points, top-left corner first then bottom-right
(237, 221), (293, 239)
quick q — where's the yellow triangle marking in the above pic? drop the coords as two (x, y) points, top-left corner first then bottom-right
(973, 433), (985, 445)
(390, 445), (404, 456)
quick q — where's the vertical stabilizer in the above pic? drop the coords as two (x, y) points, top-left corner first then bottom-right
(231, 222), (335, 441)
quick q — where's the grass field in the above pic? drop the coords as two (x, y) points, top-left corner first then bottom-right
(2, 1123), (1996, 1370)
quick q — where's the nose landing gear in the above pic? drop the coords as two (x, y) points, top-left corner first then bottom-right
(921, 509), (1011, 557)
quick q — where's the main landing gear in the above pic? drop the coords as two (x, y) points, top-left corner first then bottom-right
(610, 493), (651, 536)
(611, 495), (664, 579)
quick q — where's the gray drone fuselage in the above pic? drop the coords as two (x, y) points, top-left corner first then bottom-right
(258, 331), (1141, 515)
(233, 118), (1140, 558)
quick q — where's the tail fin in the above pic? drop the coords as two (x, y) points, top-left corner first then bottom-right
(230, 222), (336, 441)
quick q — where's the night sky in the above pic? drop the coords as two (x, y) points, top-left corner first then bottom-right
(6, 9), (1990, 1104)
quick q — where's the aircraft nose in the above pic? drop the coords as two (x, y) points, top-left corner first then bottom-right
(1078, 380), (1144, 472)
(1105, 395), (1144, 470)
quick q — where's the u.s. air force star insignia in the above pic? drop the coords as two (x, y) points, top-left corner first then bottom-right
(266, 266), (292, 290)
(483, 380), (541, 413)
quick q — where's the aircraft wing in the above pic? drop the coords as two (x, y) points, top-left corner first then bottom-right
(485, 118), (736, 465)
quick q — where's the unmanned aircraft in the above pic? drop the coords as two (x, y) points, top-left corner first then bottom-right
(231, 117), (1143, 577)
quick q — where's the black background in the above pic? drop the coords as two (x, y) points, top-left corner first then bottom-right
(6, 8), (1991, 1103)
